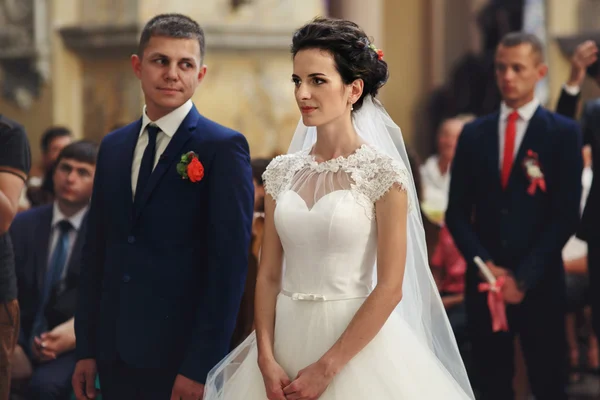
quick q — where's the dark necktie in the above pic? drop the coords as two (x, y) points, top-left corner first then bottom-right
(134, 125), (160, 207)
(31, 220), (73, 340)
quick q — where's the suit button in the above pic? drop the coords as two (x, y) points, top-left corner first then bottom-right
(127, 236), (135, 244)
(502, 240), (507, 247)
(122, 274), (131, 283)
(501, 208), (508, 215)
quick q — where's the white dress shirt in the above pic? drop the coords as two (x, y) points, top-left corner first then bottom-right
(563, 83), (581, 96)
(498, 98), (540, 169)
(48, 202), (88, 277)
(131, 99), (193, 198)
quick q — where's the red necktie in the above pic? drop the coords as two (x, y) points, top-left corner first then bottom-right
(501, 110), (519, 189)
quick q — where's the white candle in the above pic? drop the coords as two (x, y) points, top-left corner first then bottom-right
(474, 256), (497, 285)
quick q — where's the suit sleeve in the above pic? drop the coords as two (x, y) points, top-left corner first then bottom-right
(9, 215), (29, 348)
(514, 121), (583, 290)
(445, 124), (493, 264)
(74, 143), (107, 360)
(581, 101), (595, 146)
(179, 133), (254, 383)
(555, 87), (580, 120)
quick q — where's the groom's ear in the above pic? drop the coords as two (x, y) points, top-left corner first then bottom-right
(131, 54), (142, 79)
(197, 64), (208, 84)
(536, 63), (548, 80)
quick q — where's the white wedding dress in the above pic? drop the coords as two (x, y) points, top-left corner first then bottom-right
(204, 144), (472, 399)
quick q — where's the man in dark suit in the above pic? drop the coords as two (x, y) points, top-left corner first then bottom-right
(446, 32), (583, 400)
(10, 141), (97, 400)
(555, 42), (600, 330)
(555, 40), (598, 120)
(72, 14), (254, 400)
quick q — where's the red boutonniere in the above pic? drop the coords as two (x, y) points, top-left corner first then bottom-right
(522, 150), (546, 195)
(177, 151), (204, 182)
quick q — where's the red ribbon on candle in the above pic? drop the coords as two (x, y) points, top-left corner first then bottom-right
(478, 276), (509, 332)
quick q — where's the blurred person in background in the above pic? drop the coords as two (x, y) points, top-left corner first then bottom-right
(420, 115), (473, 226)
(447, 32), (582, 400)
(555, 42), (600, 363)
(0, 115), (31, 400)
(10, 141), (98, 400)
(27, 127), (73, 208)
(562, 145), (595, 382)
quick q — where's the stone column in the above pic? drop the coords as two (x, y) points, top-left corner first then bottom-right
(52, 0), (84, 138)
(428, 0), (446, 88)
(546, 0), (580, 108)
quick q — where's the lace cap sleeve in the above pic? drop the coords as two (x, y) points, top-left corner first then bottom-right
(262, 153), (309, 200)
(262, 156), (287, 199)
(350, 147), (411, 204)
(371, 157), (411, 203)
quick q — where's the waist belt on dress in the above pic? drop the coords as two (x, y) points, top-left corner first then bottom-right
(280, 289), (370, 302)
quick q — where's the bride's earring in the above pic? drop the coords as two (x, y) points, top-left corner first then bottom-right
(351, 104), (354, 111)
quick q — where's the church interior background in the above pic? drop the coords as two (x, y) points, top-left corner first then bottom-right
(1, 0), (600, 163)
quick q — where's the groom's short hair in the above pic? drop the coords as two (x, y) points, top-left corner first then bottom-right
(138, 13), (206, 62)
(498, 32), (545, 63)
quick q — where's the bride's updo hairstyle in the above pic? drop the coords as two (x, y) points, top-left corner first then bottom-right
(291, 17), (389, 112)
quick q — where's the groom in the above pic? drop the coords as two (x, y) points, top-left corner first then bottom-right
(446, 32), (582, 400)
(72, 14), (254, 400)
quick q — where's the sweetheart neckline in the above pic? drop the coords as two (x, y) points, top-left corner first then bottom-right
(278, 189), (366, 212)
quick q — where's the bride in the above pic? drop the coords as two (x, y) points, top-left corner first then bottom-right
(204, 17), (475, 400)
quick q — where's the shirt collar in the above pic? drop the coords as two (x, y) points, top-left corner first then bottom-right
(500, 97), (540, 122)
(52, 202), (88, 231)
(140, 99), (193, 138)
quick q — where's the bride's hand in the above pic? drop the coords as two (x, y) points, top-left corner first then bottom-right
(282, 361), (334, 400)
(259, 358), (291, 400)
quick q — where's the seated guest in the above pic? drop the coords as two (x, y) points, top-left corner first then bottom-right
(10, 141), (98, 400)
(420, 115), (473, 225)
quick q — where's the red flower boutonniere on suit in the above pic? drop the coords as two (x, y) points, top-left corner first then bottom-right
(177, 151), (204, 182)
(523, 150), (546, 195)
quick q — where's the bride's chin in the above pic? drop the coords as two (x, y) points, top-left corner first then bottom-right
(301, 116), (318, 127)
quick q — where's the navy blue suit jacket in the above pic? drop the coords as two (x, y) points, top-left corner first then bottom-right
(10, 204), (87, 348)
(577, 99), (600, 243)
(74, 106), (254, 383)
(446, 107), (582, 307)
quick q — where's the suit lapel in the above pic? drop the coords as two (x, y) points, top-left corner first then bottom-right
(485, 113), (502, 190)
(122, 120), (142, 209)
(35, 206), (53, 295)
(133, 106), (200, 221)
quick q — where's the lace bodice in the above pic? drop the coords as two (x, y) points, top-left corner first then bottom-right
(262, 145), (411, 299)
(263, 144), (411, 219)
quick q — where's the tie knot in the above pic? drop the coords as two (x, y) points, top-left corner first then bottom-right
(508, 110), (519, 122)
(147, 125), (160, 141)
(56, 220), (72, 233)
